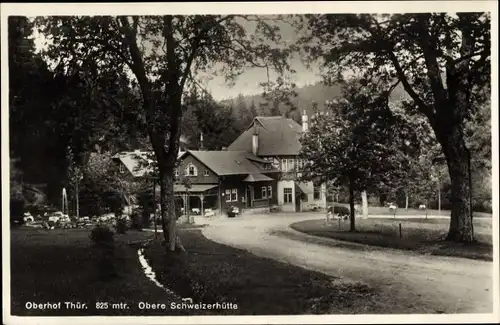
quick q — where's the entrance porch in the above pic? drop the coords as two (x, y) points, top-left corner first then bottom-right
(174, 184), (219, 219)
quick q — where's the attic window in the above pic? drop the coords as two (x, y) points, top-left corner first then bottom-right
(185, 163), (198, 176)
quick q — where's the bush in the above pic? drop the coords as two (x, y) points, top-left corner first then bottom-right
(141, 210), (152, 228)
(115, 217), (128, 234)
(90, 224), (114, 245)
(130, 212), (143, 230)
(333, 206), (350, 216)
(90, 224), (117, 280)
(10, 198), (25, 226)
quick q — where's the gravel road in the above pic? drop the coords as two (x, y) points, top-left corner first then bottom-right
(200, 213), (493, 314)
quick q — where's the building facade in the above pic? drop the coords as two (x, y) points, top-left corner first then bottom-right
(174, 150), (279, 216)
(227, 112), (327, 212)
(113, 112), (327, 216)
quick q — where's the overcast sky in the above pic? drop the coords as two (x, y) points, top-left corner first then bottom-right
(32, 16), (323, 101)
(198, 18), (322, 100)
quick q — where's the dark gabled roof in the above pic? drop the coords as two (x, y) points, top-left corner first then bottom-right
(185, 150), (279, 176)
(228, 116), (304, 156)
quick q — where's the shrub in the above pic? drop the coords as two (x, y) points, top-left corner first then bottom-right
(90, 224), (117, 280)
(333, 206), (350, 216)
(141, 210), (152, 228)
(130, 212), (143, 230)
(90, 224), (114, 245)
(10, 198), (25, 226)
(115, 217), (128, 234)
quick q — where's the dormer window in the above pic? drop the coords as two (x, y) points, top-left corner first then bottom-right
(185, 163), (198, 176)
(204, 170), (210, 177)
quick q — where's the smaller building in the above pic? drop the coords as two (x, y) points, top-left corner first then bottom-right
(174, 150), (280, 216)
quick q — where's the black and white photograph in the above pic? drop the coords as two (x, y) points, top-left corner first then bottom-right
(2, 1), (498, 324)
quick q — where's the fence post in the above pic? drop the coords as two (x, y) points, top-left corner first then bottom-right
(399, 223), (402, 239)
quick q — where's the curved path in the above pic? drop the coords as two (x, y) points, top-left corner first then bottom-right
(200, 213), (493, 314)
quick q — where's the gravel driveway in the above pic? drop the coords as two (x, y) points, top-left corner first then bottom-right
(200, 213), (493, 314)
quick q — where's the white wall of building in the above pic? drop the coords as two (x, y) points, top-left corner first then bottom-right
(299, 182), (327, 212)
(277, 180), (327, 212)
(277, 180), (296, 212)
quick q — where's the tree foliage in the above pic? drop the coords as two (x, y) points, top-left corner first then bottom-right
(299, 79), (417, 230)
(79, 152), (146, 217)
(299, 13), (491, 242)
(36, 15), (292, 250)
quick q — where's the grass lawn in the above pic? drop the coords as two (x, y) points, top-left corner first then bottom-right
(144, 229), (387, 315)
(10, 227), (185, 316)
(290, 218), (492, 261)
(332, 203), (493, 218)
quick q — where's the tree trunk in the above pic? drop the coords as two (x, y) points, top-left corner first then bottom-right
(438, 124), (474, 243)
(361, 190), (368, 218)
(379, 193), (387, 207)
(348, 176), (356, 232)
(437, 182), (441, 214)
(159, 166), (185, 252)
(405, 189), (409, 210)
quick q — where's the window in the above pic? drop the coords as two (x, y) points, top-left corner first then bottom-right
(119, 163), (124, 173)
(231, 189), (238, 202)
(174, 168), (179, 177)
(204, 170), (210, 176)
(185, 163), (197, 176)
(268, 186), (272, 198)
(280, 159), (298, 172)
(254, 187), (262, 200)
(284, 188), (293, 203)
(296, 159), (303, 172)
(225, 189), (231, 202)
(313, 186), (321, 200)
(261, 186), (267, 199)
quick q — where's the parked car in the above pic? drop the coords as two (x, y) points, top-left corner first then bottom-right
(227, 206), (240, 218)
(418, 204), (426, 210)
(388, 203), (398, 211)
(48, 211), (70, 223)
(98, 214), (114, 222)
(204, 209), (215, 217)
(310, 204), (322, 212)
(23, 212), (34, 223)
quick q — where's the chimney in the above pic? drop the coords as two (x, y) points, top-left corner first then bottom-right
(199, 132), (204, 151)
(302, 110), (308, 132)
(252, 127), (259, 156)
